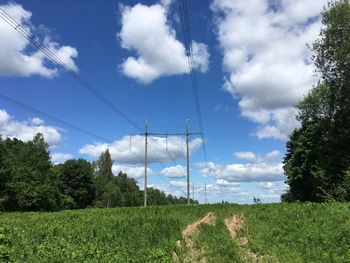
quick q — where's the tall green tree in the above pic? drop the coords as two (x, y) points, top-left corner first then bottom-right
(115, 172), (142, 207)
(96, 149), (114, 182)
(0, 136), (8, 210)
(283, 1), (350, 202)
(93, 149), (120, 207)
(1, 134), (60, 211)
(59, 159), (95, 209)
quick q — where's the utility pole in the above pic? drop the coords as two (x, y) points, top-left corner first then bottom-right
(144, 122), (148, 207)
(138, 120), (201, 207)
(186, 120), (190, 205)
(205, 184), (207, 204)
(192, 183), (195, 205)
(185, 119), (202, 206)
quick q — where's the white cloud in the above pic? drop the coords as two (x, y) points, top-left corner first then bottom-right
(0, 109), (62, 145)
(160, 165), (186, 178)
(216, 179), (240, 187)
(234, 150), (281, 162)
(31, 117), (44, 125)
(51, 152), (72, 164)
(0, 109), (10, 125)
(264, 150), (281, 161)
(204, 182), (243, 197)
(258, 181), (288, 192)
(79, 135), (202, 164)
(212, 0), (327, 140)
(199, 161), (283, 182)
(256, 181), (289, 199)
(233, 151), (256, 161)
(118, 2), (209, 83)
(197, 150), (284, 182)
(191, 41), (210, 73)
(170, 180), (186, 188)
(0, 3), (78, 77)
(160, 0), (174, 9)
(112, 164), (153, 179)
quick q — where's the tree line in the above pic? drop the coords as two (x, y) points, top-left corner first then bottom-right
(283, 0), (350, 202)
(0, 134), (197, 212)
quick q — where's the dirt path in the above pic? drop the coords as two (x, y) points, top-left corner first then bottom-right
(173, 212), (216, 263)
(224, 214), (266, 262)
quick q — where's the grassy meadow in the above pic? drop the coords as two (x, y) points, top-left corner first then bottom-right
(0, 203), (349, 262)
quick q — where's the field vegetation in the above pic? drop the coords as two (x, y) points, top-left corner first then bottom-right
(1, 203), (349, 262)
(1, 1), (350, 262)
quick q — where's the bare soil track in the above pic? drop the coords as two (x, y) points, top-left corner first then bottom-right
(173, 212), (216, 263)
(174, 212), (269, 262)
(225, 214), (267, 262)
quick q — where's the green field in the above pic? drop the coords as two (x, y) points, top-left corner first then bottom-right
(1, 203), (349, 262)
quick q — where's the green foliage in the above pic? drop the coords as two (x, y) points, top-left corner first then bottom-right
(0, 205), (208, 262)
(195, 219), (243, 263)
(0, 134), (60, 211)
(0, 226), (10, 262)
(284, 0), (350, 202)
(59, 159), (95, 209)
(0, 135), (198, 212)
(96, 149), (114, 182)
(0, 203), (349, 262)
(93, 149), (121, 208)
(115, 172), (142, 207)
(244, 203), (350, 263)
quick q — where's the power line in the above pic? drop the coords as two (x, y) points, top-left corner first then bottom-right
(128, 135), (146, 163)
(177, 0), (209, 168)
(0, 94), (112, 142)
(0, 7), (143, 132)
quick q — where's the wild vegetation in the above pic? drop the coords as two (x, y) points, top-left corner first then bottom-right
(1, 1), (350, 262)
(283, 0), (350, 202)
(1, 203), (349, 262)
(0, 135), (196, 212)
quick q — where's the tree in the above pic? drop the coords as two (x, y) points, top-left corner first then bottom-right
(1, 134), (60, 211)
(0, 136), (8, 210)
(115, 172), (142, 207)
(59, 159), (95, 209)
(147, 188), (168, 206)
(283, 1), (350, 202)
(93, 149), (120, 207)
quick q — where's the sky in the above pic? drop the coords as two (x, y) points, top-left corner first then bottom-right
(0, 0), (328, 204)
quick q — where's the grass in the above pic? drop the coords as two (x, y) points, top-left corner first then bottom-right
(194, 218), (243, 263)
(243, 203), (350, 263)
(0, 203), (349, 262)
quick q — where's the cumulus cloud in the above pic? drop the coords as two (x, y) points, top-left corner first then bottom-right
(198, 161), (283, 182)
(212, 0), (327, 140)
(197, 150), (284, 182)
(256, 181), (289, 200)
(160, 165), (186, 178)
(51, 152), (73, 164)
(170, 180), (186, 188)
(202, 183), (243, 198)
(79, 135), (202, 164)
(264, 150), (281, 161)
(118, 1), (209, 83)
(258, 181), (288, 192)
(160, 0), (174, 9)
(216, 179), (240, 187)
(31, 117), (44, 125)
(233, 151), (256, 161)
(0, 2), (78, 77)
(112, 164), (153, 179)
(0, 109), (62, 145)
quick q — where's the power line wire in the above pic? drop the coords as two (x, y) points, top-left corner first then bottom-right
(177, 0), (209, 171)
(0, 7), (142, 132)
(0, 94), (112, 142)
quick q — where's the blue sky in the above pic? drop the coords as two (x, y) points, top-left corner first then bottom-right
(0, 0), (328, 203)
